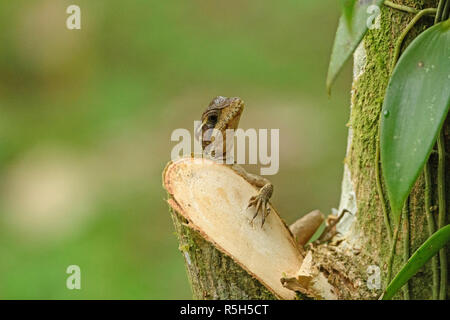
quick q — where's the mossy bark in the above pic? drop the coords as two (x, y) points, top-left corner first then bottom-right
(337, 0), (449, 299)
(170, 207), (276, 300)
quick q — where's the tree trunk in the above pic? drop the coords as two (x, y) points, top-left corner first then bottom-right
(170, 208), (276, 299)
(333, 0), (449, 299)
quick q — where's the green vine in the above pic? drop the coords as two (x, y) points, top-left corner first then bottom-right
(435, 0), (446, 23)
(375, 132), (392, 243)
(377, 3), (438, 240)
(386, 214), (402, 284)
(390, 7), (438, 72)
(402, 199), (410, 299)
(374, 0), (437, 250)
(424, 163), (439, 299)
(384, 0), (434, 15)
(380, 2), (445, 298)
(443, 1), (450, 20)
(378, 2), (432, 287)
(435, 0), (448, 301)
(437, 131), (447, 300)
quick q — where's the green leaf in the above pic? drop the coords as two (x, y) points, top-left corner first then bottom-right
(341, 0), (357, 31)
(327, 0), (384, 94)
(382, 224), (450, 300)
(381, 21), (450, 220)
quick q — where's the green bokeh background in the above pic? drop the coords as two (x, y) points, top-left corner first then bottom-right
(0, 0), (351, 299)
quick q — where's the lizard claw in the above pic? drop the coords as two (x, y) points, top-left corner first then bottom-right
(248, 192), (271, 228)
(247, 195), (258, 208)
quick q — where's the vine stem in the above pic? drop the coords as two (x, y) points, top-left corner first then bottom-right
(376, 131), (392, 243)
(378, 2), (435, 279)
(381, 0), (446, 300)
(379, 3), (437, 276)
(402, 199), (410, 299)
(424, 163), (439, 299)
(435, 0), (448, 301)
(391, 8), (438, 72)
(437, 131), (447, 300)
(435, 0), (446, 23)
(443, 0), (450, 20)
(384, 1), (423, 14)
(386, 214), (402, 285)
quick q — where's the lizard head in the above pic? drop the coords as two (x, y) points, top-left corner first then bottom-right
(196, 96), (244, 156)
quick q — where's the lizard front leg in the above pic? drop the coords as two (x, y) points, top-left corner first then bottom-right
(231, 164), (273, 227)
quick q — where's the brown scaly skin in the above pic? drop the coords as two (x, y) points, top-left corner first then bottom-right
(196, 96), (274, 227)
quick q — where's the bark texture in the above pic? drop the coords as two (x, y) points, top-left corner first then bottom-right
(170, 207), (276, 299)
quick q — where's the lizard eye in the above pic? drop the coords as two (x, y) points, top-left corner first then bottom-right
(207, 114), (218, 125)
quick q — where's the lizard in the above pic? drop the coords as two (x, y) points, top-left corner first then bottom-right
(195, 96), (274, 227)
(195, 96), (348, 240)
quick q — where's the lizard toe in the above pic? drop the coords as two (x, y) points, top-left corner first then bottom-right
(248, 193), (271, 228)
(261, 201), (267, 227)
(247, 195), (258, 208)
(251, 198), (263, 223)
